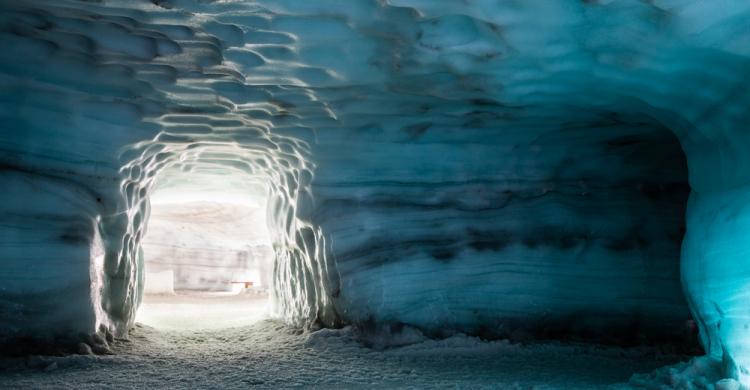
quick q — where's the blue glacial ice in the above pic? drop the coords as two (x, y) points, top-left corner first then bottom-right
(1, 0), (750, 385)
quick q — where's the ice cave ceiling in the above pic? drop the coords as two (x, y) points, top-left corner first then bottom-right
(2, 0), (750, 384)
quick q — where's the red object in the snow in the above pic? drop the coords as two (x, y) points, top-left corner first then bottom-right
(231, 281), (254, 288)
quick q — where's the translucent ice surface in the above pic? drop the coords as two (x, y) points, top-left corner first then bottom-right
(1, 0), (750, 385)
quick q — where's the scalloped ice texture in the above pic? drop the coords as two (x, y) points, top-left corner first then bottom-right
(1, 0), (750, 383)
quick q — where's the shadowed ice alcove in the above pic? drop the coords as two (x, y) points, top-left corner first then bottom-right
(1, 1), (750, 389)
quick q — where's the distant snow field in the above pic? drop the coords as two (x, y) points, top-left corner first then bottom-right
(136, 292), (271, 331)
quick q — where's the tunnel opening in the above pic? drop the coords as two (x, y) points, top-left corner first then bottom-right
(135, 169), (274, 330)
(111, 127), (332, 335)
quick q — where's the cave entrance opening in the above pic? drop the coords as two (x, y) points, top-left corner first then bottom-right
(135, 171), (274, 331)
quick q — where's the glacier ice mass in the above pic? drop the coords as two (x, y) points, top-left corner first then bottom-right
(1, 0), (750, 385)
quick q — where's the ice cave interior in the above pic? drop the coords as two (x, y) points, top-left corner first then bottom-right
(1, 0), (750, 388)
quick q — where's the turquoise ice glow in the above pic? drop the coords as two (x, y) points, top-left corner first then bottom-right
(1, 0), (750, 386)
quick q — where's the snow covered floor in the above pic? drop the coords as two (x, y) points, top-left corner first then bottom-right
(136, 292), (271, 330)
(0, 292), (701, 389)
(0, 317), (697, 389)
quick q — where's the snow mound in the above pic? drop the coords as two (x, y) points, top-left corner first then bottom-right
(624, 356), (740, 390)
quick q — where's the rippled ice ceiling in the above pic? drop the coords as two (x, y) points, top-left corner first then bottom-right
(1, 0), (750, 384)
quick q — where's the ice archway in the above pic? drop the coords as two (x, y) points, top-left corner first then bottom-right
(1, 0), (750, 384)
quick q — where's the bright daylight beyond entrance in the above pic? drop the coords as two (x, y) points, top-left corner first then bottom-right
(136, 172), (273, 330)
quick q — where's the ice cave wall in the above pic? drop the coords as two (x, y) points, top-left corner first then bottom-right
(314, 117), (692, 343)
(0, 0), (338, 339)
(2, 0), (750, 382)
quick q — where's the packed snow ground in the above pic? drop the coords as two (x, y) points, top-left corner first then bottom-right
(0, 294), (706, 389)
(136, 292), (271, 331)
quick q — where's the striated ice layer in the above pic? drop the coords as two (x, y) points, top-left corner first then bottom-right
(0, 0), (750, 384)
(315, 122), (692, 343)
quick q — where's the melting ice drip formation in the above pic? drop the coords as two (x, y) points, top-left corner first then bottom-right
(1, 0), (750, 384)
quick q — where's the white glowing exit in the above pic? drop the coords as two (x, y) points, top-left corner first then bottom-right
(136, 170), (273, 330)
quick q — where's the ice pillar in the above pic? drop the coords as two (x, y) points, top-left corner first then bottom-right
(683, 185), (750, 383)
(681, 121), (750, 383)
